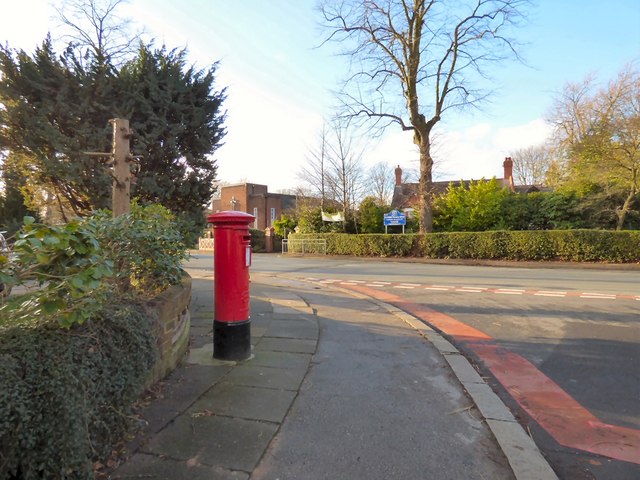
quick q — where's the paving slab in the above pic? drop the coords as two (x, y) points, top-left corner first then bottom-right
(253, 337), (317, 354)
(139, 364), (231, 436)
(223, 364), (307, 391)
(264, 318), (318, 339)
(142, 414), (278, 472)
(189, 382), (297, 423)
(249, 350), (312, 370)
(112, 453), (248, 480)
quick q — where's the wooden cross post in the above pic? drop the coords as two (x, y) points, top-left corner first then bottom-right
(111, 118), (131, 217)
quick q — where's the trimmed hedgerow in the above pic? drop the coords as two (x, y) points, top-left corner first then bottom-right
(289, 230), (640, 263)
(0, 303), (156, 480)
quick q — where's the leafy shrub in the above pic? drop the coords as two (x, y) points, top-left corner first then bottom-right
(273, 214), (297, 237)
(358, 197), (387, 233)
(433, 178), (510, 232)
(96, 203), (187, 296)
(1, 204), (188, 328)
(0, 216), (114, 327)
(0, 304), (156, 479)
(0, 204), (188, 478)
(250, 229), (266, 252)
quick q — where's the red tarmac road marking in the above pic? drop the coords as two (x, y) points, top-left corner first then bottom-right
(339, 283), (640, 465)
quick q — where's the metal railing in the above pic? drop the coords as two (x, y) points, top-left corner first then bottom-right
(282, 238), (327, 255)
(198, 238), (215, 251)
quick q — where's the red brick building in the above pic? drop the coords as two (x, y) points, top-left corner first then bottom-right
(391, 157), (541, 210)
(211, 183), (297, 230)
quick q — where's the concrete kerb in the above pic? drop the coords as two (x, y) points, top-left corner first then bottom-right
(298, 278), (559, 480)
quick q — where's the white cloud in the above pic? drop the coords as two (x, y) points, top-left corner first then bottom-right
(0, 2), (52, 49)
(215, 77), (324, 191)
(435, 118), (553, 181)
(364, 129), (419, 169)
(492, 119), (553, 152)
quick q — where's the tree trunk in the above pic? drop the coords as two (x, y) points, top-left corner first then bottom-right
(616, 187), (636, 230)
(417, 130), (434, 233)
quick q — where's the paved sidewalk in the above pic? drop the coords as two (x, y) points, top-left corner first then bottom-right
(111, 268), (556, 480)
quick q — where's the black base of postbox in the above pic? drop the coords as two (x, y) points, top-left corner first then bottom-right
(213, 319), (251, 361)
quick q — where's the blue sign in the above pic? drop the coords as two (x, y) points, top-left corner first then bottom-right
(383, 210), (406, 226)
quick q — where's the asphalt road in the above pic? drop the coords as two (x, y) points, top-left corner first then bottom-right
(189, 252), (640, 479)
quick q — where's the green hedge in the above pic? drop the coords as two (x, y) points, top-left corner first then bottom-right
(250, 229), (266, 252)
(289, 230), (640, 263)
(0, 304), (157, 479)
(250, 229), (283, 253)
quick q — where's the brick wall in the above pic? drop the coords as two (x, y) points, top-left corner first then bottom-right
(145, 275), (192, 388)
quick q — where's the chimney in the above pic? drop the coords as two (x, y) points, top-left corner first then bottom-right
(503, 157), (514, 192)
(503, 157), (513, 181)
(395, 165), (402, 186)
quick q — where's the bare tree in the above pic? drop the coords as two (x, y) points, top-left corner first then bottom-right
(366, 161), (394, 205)
(548, 65), (640, 229)
(298, 124), (330, 209)
(298, 122), (367, 223)
(54, 0), (143, 68)
(320, 0), (529, 232)
(325, 124), (367, 220)
(510, 144), (552, 185)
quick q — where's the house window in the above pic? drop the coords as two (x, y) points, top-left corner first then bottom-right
(270, 207), (276, 226)
(253, 208), (258, 229)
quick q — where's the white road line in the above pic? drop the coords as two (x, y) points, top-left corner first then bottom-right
(457, 289), (484, 293)
(537, 290), (567, 295)
(394, 285), (416, 289)
(424, 287), (450, 291)
(399, 283), (420, 286)
(534, 293), (566, 297)
(366, 284), (384, 287)
(340, 282), (359, 285)
(582, 292), (616, 297)
(461, 286), (488, 290)
(431, 285), (452, 288)
(495, 291), (524, 295)
(371, 281), (392, 285)
(580, 295), (616, 299)
(347, 280), (366, 283)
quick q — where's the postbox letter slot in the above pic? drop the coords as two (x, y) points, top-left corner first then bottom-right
(246, 245), (251, 267)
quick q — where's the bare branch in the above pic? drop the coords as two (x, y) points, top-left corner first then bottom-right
(53, 0), (144, 68)
(319, 0), (530, 231)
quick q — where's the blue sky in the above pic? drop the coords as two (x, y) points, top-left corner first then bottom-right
(2, 1), (639, 192)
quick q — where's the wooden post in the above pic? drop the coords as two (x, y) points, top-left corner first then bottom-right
(111, 118), (131, 217)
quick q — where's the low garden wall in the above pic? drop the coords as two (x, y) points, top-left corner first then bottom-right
(146, 274), (192, 387)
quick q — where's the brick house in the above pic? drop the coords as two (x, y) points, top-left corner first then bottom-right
(211, 183), (297, 230)
(391, 157), (541, 210)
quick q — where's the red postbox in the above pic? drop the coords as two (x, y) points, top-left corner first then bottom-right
(207, 211), (255, 361)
